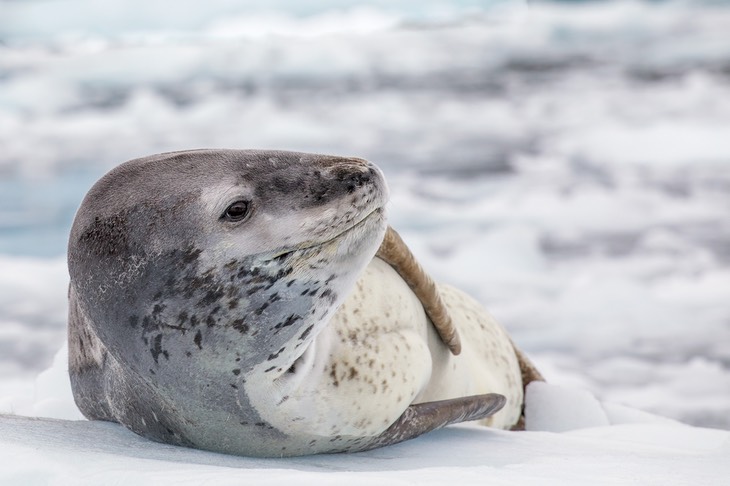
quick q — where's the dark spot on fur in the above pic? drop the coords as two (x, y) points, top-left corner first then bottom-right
(272, 252), (291, 264)
(129, 315), (138, 328)
(182, 247), (202, 264)
(197, 288), (224, 308)
(150, 334), (163, 364)
(194, 330), (202, 349)
(264, 366), (276, 373)
(231, 319), (249, 334)
(206, 315), (216, 327)
(246, 285), (265, 296)
(79, 214), (129, 257)
(232, 369), (241, 375)
(141, 316), (154, 333)
(255, 302), (269, 315)
(274, 314), (301, 331)
(299, 324), (314, 340)
(267, 347), (285, 361)
(330, 365), (339, 387)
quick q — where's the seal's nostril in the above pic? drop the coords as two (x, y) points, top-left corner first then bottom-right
(345, 170), (372, 193)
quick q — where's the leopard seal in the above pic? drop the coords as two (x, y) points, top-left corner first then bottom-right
(67, 149), (540, 457)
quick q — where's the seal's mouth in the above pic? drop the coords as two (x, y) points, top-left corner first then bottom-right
(268, 206), (385, 263)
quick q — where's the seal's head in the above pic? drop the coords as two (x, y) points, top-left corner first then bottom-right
(68, 149), (388, 455)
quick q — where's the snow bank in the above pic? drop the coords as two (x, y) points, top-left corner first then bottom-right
(0, 256), (69, 378)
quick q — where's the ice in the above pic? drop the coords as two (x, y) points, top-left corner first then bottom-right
(0, 344), (78, 419)
(27, 345), (84, 421)
(1, 381), (728, 485)
(525, 382), (610, 432)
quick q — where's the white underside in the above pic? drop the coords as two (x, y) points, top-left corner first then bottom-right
(248, 258), (523, 438)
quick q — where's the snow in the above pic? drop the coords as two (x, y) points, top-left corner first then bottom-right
(0, 367), (728, 485)
(1, 417), (727, 486)
(1, 0), (729, 482)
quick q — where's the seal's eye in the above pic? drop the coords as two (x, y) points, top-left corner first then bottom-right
(222, 201), (250, 222)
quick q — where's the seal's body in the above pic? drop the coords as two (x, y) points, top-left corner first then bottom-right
(67, 149), (531, 457)
(260, 257), (523, 441)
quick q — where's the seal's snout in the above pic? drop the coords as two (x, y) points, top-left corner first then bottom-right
(343, 166), (374, 193)
(316, 156), (386, 201)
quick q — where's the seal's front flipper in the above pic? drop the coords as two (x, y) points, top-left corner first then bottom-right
(376, 226), (462, 355)
(352, 393), (506, 452)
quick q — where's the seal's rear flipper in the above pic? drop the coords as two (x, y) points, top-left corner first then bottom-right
(352, 393), (506, 452)
(510, 344), (546, 431)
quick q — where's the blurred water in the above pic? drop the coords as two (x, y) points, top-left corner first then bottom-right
(0, 0), (729, 428)
(0, 172), (99, 256)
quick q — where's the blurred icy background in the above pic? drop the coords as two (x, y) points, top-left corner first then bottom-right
(0, 0), (728, 429)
